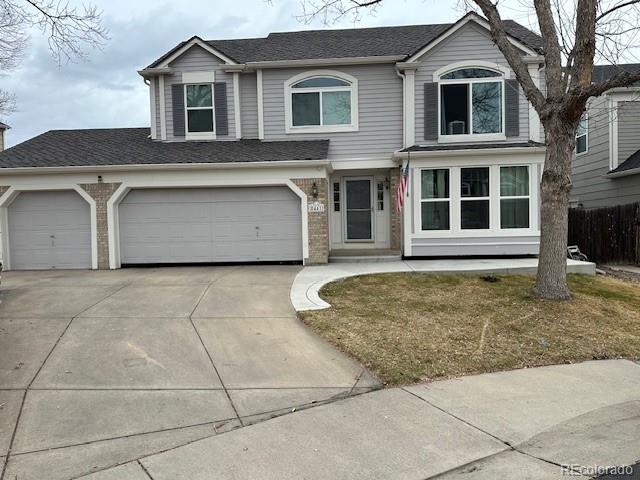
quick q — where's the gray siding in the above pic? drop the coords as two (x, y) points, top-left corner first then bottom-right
(164, 45), (236, 141)
(261, 64), (403, 161)
(240, 73), (259, 139)
(618, 101), (640, 162)
(414, 22), (530, 144)
(571, 96), (640, 208)
(411, 236), (539, 256)
(153, 78), (161, 139)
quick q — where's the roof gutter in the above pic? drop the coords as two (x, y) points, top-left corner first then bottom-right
(0, 159), (331, 175)
(393, 146), (547, 161)
(245, 55), (406, 69)
(607, 166), (640, 178)
(138, 67), (173, 78)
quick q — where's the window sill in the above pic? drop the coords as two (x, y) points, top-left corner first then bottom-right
(185, 132), (217, 141)
(413, 229), (540, 238)
(286, 125), (358, 134)
(438, 133), (506, 144)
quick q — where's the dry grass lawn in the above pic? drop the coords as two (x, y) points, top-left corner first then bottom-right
(299, 273), (640, 386)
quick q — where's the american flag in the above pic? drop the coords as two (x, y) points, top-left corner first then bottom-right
(395, 159), (410, 213)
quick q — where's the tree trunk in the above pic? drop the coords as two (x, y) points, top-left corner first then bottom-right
(534, 115), (575, 300)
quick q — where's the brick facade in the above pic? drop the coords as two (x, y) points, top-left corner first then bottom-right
(389, 167), (402, 251)
(80, 182), (121, 269)
(291, 178), (329, 265)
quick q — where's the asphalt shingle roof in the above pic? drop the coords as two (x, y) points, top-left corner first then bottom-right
(401, 141), (545, 153)
(611, 149), (640, 174)
(148, 18), (542, 67)
(0, 128), (329, 168)
(592, 63), (640, 83)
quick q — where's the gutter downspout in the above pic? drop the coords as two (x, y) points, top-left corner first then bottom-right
(395, 67), (407, 148)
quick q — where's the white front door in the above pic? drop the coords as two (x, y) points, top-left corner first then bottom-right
(343, 177), (374, 242)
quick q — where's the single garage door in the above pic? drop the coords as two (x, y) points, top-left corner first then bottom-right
(8, 190), (92, 270)
(119, 187), (303, 264)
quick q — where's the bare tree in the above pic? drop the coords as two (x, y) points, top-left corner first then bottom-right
(297, 0), (640, 299)
(0, 0), (108, 116)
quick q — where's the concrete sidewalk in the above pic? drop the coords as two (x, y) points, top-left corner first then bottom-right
(87, 359), (640, 479)
(290, 258), (597, 311)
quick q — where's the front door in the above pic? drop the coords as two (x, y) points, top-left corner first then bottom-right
(344, 177), (373, 241)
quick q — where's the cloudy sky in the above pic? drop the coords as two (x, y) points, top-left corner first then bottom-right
(2, 0), (540, 146)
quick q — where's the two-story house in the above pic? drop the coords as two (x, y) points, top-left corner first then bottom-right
(571, 64), (640, 209)
(0, 12), (547, 270)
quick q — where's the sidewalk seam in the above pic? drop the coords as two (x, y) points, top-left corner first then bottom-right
(137, 460), (155, 480)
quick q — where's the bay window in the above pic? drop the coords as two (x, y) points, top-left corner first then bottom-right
(500, 166), (530, 229)
(419, 164), (536, 233)
(439, 68), (504, 139)
(420, 169), (450, 230)
(286, 71), (358, 133)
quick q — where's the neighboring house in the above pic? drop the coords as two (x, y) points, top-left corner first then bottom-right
(0, 12), (547, 271)
(571, 64), (640, 209)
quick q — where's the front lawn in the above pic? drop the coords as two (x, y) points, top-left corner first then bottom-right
(299, 274), (640, 386)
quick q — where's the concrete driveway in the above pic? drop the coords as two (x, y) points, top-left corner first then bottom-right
(0, 266), (378, 480)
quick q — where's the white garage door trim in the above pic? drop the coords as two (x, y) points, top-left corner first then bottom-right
(0, 186), (98, 270)
(108, 180), (309, 269)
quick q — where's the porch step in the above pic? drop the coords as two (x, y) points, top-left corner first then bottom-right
(328, 249), (402, 264)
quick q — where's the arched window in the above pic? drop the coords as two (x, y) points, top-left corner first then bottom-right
(439, 66), (505, 138)
(285, 71), (358, 133)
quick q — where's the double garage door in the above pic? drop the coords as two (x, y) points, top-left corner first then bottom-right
(6, 187), (302, 270)
(119, 187), (302, 265)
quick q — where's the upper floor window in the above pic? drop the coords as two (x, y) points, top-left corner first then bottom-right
(439, 67), (504, 140)
(575, 114), (588, 155)
(285, 71), (358, 133)
(185, 83), (215, 138)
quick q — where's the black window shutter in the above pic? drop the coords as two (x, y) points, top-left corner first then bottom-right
(214, 82), (228, 136)
(424, 83), (439, 141)
(171, 83), (185, 137)
(505, 79), (520, 137)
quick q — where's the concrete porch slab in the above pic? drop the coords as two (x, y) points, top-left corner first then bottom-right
(404, 360), (640, 446)
(12, 389), (236, 454)
(0, 317), (69, 388)
(32, 317), (222, 388)
(290, 258), (597, 311)
(141, 388), (507, 480)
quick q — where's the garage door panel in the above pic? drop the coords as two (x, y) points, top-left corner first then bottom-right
(119, 187), (302, 265)
(8, 191), (92, 270)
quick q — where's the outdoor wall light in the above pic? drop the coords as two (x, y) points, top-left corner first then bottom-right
(385, 177), (390, 190)
(97, 175), (103, 183)
(311, 181), (318, 199)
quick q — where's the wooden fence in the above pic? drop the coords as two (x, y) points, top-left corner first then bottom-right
(568, 202), (640, 265)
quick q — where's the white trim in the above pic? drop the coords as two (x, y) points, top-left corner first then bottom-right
(182, 71), (215, 84)
(0, 185), (98, 270)
(342, 176), (375, 243)
(331, 157), (396, 170)
(158, 75), (167, 140)
(245, 55), (405, 69)
(156, 37), (238, 68)
(257, 69), (264, 140)
(431, 61), (511, 82)
(284, 70), (359, 134)
(233, 72), (242, 139)
(607, 91), (640, 169)
(406, 13), (539, 63)
(608, 166), (640, 178)
(149, 78), (157, 140)
(107, 179), (314, 269)
(402, 160), (412, 256)
(405, 69), (416, 146)
(0, 159), (331, 175)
